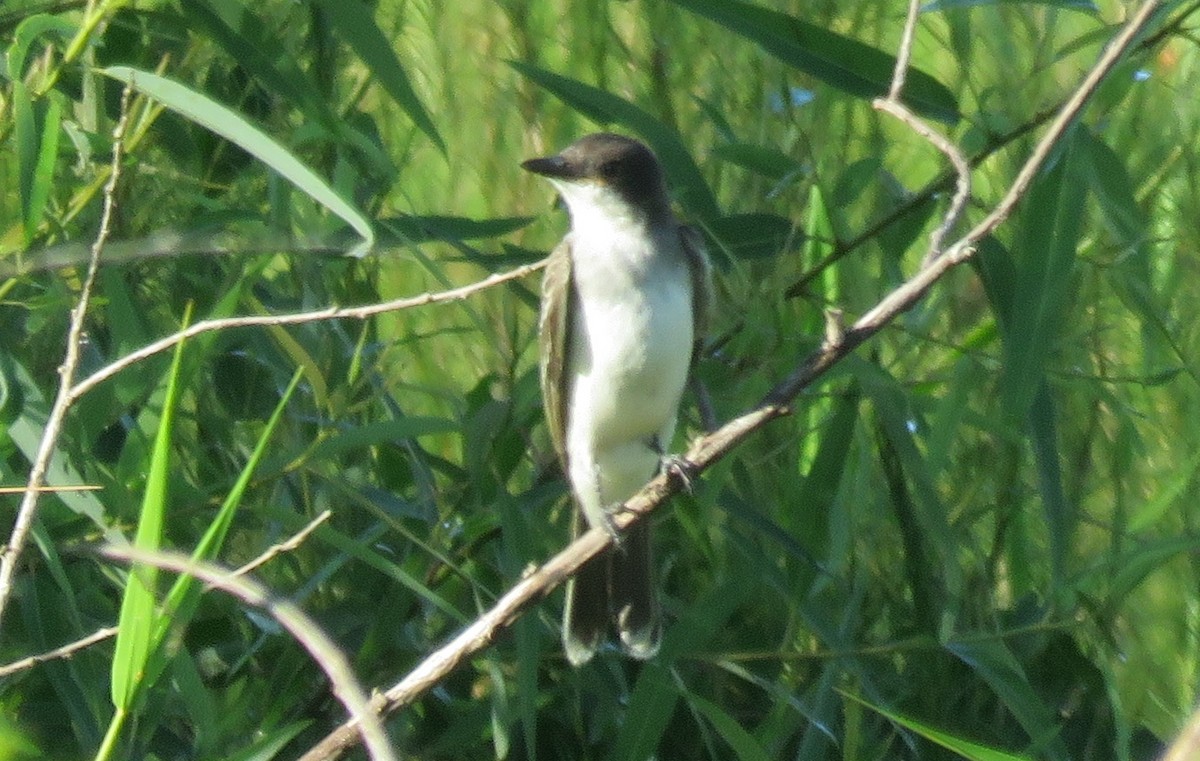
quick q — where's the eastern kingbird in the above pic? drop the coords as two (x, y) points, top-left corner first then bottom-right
(523, 133), (710, 665)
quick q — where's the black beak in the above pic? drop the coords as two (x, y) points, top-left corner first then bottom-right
(521, 155), (577, 179)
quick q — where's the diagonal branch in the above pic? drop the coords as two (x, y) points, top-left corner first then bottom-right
(0, 83), (134, 633)
(297, 3), (1162, 759)
(99, 546), (397, 761)
(67, 261), (545, 403)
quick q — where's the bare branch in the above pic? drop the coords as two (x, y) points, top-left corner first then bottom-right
(0, 83), (134, 631)
(99, 545), (397, 761)
(297, 3), (1162, 758)
(876, 0), (972, 265)
(67, 261), (545, 402)
(886, 0), (922, 100)
(0, 485), (101, 494)
(963, 0), (1161, 243)
(229, 510), (332, 578)
(0, 626), (118, 678)
(873, 98), (972, 266)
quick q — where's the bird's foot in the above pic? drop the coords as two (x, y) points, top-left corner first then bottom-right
(660, 454), (696, 494)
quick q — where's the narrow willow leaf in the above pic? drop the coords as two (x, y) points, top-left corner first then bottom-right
(711, 142), (802, 180)
(611, 663), (679, 761)
(307, 417), (458, 461)
(701, 213), (799, 263)
(110, 331), (187, 710)
(509, 61), (721, 220)
(1000, 135), (1086, 420)
(6, 14), (77, 80)
(1027, 383), (1071, 588)
(841, 690), (1036, 761)
(669, 0), (959, 123)
(310, 0), (445, 153)
(100, 66), (374, 251)
(924, 0), (1097, 11)
(12, 81), (36, 242)
(139, 367), (304, 691)
(182, 0), (339, 131)
(945, 638), (1069, 760)
(26, 93), (63, 241)
(689, 693), (774, 761)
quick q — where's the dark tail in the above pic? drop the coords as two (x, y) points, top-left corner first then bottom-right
(562, 521), (661, 664)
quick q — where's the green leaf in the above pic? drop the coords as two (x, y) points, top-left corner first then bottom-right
(611, 663), (679, 761)
(378, 214), (534, 244)
(702, 213), (800, 263)
(1076, 126), (1146, 249)
(509, 61), (721, 220)
(6, 13), (77, 80)
(841, 690), (1036, 761)
(711, 141), (802, 180)
(1027, 383), (1071, 589)
(100, 66), (375, 253)
(105, 324), (189, 761)
(307, 417), (458, 461)
(999, 135), (1086, 420)
(669, 0), (960, 123)
(25, 93), (62, 241)
(944, 639), (1069, 760)
(923, 0), (1098, 11)
(181, 0), (340, 131)
(144, 369), (306, 690)
(311, 0), (445, 154)
(12, 80), (37, 243)
(689, 693), (774, 761)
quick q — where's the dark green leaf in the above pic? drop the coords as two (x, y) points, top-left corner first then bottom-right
(311, 0), (445, 153)
(669, 0), (960, 123)
(703, 213), (800, 263)
(712, 142), (802, 180)
(999, 133), (1086, 419)
(923, 0), (1097, 11)
(945, 638), (1069, 760)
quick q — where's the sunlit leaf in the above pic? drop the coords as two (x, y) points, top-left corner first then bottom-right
(101, 66), (375, 252)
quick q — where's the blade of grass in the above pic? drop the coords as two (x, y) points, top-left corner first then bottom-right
(141, 368), (305, 692)
(99, 319), (188, 761)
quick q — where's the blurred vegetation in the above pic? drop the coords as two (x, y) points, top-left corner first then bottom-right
(1, 0), (1198, 759)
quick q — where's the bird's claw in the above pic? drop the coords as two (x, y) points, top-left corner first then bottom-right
(661, 454), (696, 493)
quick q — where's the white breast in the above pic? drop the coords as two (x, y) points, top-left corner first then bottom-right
(565, 223), (694, 504)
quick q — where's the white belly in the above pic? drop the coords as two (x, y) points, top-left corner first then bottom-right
(565, 235), (694, 512)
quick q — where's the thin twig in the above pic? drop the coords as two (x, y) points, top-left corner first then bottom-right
(229, 510), (332, 578)
(297, 3), (1161, 758)
(873, 98), (972, 266)
(0, 82), (134, 634)
(887, 0), (922, 100)
(875, 0), (971, 265)
(0, 625), (118, 678)
(99, 545), (397, 761)
(0, 485), (101, 494)
(67, 261), (545, 402)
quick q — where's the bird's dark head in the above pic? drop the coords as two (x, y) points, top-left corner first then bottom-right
(522, 133), (671, 223)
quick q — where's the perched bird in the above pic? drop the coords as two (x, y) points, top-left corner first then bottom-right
(523, 133), (710, 665)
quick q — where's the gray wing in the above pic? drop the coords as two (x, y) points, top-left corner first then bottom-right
(680, 224), (712, 368)
(538, 239), (573, 470)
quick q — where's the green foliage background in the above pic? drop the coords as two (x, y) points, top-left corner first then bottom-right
(1, 0), (1198, 759)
